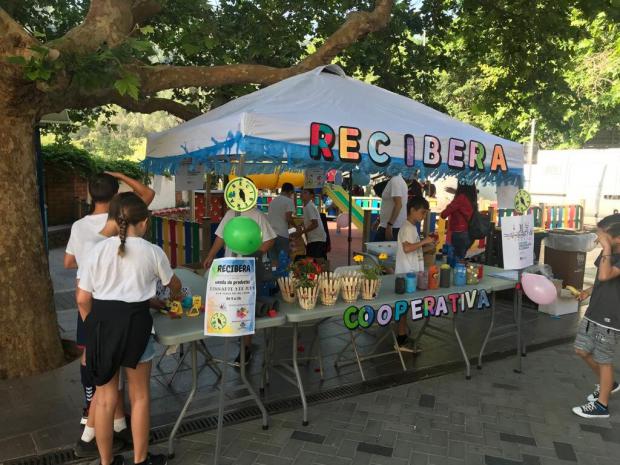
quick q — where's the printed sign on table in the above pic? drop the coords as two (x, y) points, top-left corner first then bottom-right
(175, 160), (205, 191)
(204, 257), (256, 337)
(500, 214), (534, 270)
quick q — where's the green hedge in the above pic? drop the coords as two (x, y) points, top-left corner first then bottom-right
(42, 144), (147, 182)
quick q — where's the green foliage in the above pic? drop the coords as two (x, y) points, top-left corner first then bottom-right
(42, 143), (146, 181)
(6, 0), (618, 148)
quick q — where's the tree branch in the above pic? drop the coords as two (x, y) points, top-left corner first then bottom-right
(0, 8), (37, 57)
(110, 95), (199, 121)
(134, 0), (394, 94)
(48, 0), (162, 56)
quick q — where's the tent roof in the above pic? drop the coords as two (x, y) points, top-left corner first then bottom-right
(145, 65), (523, 184)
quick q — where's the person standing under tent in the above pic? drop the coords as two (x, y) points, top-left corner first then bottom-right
(374, 171), (409, 242)
(297, 189), (327, 260)
(203, 207), (276, 365)
(440, 182), (476, 260)
(267, 182), (296, 265)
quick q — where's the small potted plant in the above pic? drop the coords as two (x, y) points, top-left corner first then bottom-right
(290, 258), (323, 310)
(356, 253), (387, 300)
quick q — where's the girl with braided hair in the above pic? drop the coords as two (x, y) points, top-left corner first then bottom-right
(78, 192), (181, 465)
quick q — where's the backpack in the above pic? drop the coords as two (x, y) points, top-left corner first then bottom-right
(468, 208), (491, 240)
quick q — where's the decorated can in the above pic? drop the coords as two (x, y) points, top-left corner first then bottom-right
(454, 263), (467, 286)
(405, 273), (417, 293)
(466, 264), (479, 285)
(416, 270), (428, 290)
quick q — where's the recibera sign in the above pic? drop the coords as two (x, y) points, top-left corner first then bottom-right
(310, 122), (509, 173)
(343, 289), (491, 330)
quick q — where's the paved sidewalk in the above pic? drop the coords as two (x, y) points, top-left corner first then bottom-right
(147, 342), (620, 465)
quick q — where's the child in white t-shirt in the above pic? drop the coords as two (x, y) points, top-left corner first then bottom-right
(395, 196), (435, 351)
(66, 172), (155, 457)
(78, 192), (181, 465)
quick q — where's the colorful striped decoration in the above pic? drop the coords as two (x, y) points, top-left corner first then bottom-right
(148, 216), (204, 267)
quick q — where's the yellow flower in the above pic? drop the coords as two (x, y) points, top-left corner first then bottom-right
(378, 253), (388, 261)
(353, 254), (364, 263)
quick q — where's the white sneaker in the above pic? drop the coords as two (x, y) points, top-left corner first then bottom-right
(587, 382), (620, 402)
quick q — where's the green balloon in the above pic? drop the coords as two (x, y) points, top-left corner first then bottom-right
(223, 216), (263, 255)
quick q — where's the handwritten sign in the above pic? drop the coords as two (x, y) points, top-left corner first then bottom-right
(500, 214), (534, 270)
(204, 257), (256, 337)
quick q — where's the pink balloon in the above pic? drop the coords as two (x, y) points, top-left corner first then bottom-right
(521, 273), (557, 305)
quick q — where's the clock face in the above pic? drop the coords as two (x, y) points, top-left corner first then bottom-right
(224, 177), (258, 212)
(514, 189), (531, 214)
(210, 312), (227, 330)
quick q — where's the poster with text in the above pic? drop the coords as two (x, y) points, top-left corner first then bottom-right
(500, 214), (534, 270)
(304, 168), (326, 189)
(175, 161), (205, 191)
(204, 257), (256, 337)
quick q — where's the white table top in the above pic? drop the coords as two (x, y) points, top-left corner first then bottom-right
(278, 265), (517, 323)
(152, 267), (286, 346)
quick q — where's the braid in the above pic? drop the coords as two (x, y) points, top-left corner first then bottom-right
(118, 217), (128, 257)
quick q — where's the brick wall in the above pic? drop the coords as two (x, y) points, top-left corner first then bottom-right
(44, 166), (88, 226)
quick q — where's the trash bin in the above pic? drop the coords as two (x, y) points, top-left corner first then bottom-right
(543, 230), (597, 289)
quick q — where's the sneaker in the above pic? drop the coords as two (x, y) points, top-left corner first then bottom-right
(74, 436), (125, 458)
(395, 335), (422, 354)
(135, 453), (167, 465)
(234, 347), (252, 366)
(114, 426), (133, 447)
(587, 382), (620, 402)
(80, 407), (89, 425)
(572, 401), (610, 419)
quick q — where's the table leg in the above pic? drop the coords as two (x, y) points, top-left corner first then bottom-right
(349, 330), (366, 381)
(390, 323), (407, 372)
(515, 285), (523, 374)
(314, 323), (324, 380)
(291, 323), (309, 426)
(239, 336), (268, 429)
(478, 292), (497, 369)
(452, 311), (471, 380)
(213, 339), (229, 465)
(167, 341), (197, 458)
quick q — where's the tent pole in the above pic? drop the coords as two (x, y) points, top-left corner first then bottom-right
(348, 171), (353, 266)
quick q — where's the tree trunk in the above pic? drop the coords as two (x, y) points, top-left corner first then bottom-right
(0, 113), (64, 378)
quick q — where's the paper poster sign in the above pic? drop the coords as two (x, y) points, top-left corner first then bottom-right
(304, 168), (326, 189)
(175, 160), (205, 191)
(204, 257), (256, 337)
(500, 214), (534, 270)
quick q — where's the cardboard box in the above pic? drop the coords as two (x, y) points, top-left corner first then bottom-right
(539, 290), (579, 316)
(544, 247), (586, 289)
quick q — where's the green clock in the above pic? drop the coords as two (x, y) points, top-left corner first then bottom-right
(514, 189), (531, 214)
(224, 177), (258, 212)
(210, 312), (227, 330)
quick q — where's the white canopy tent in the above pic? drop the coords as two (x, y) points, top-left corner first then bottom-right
(145, 65), (523, 185)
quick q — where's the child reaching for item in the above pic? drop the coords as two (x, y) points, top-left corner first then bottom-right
(572, 214), (620, 418)
(77, 193), (181, 465)
(394, 196), (435, 351)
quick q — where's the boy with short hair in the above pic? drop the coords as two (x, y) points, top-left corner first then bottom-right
(65, 171), (155, 456)
(572, 216), (620, 418)
(394, 196), (435, 351)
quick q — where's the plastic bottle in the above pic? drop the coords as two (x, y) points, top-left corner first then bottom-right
(428, 263), (440, 290)
(405, 273), (417, 293)
(417, 270), (429, 290)
(454, 263), (467, 286)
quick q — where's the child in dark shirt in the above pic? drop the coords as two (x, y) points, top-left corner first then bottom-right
(573, 215), (620, 418)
